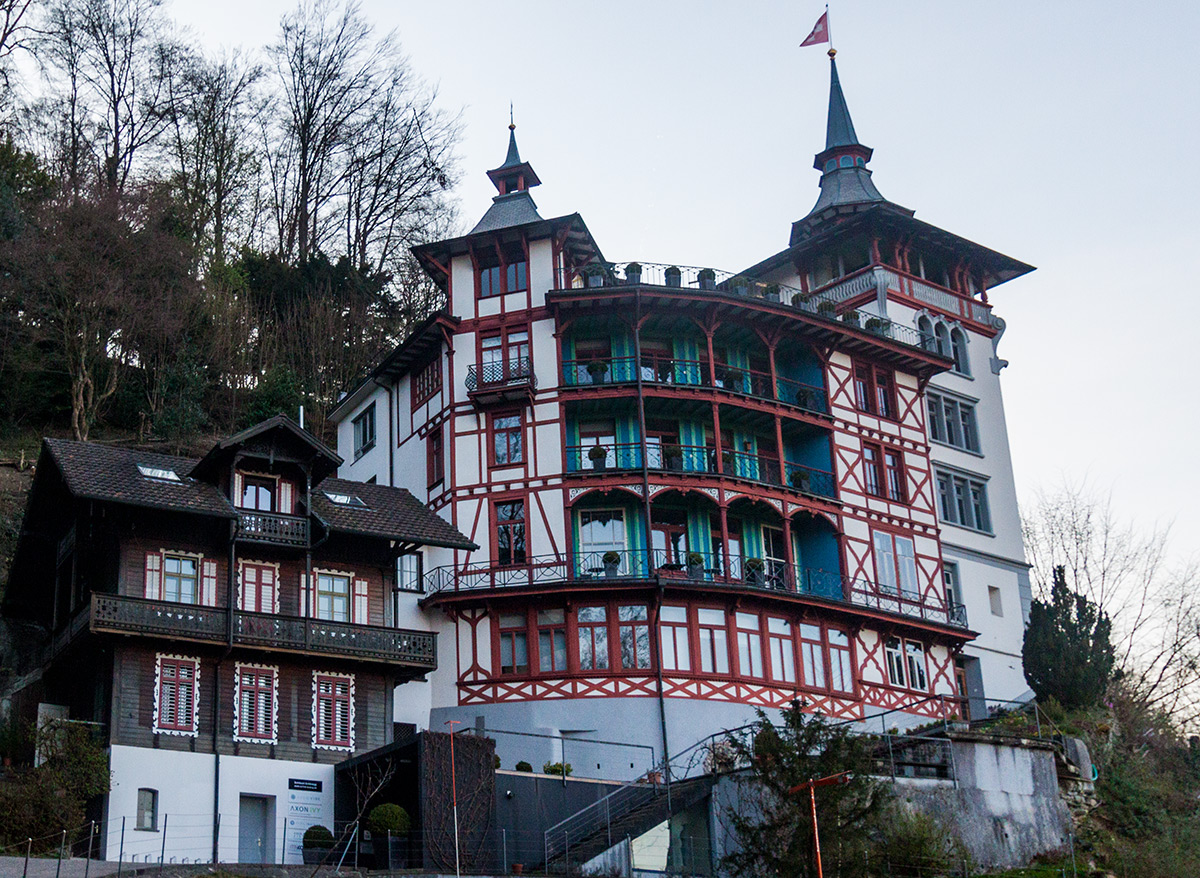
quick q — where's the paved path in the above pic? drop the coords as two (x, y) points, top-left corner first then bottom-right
(0, 858), (123, 878)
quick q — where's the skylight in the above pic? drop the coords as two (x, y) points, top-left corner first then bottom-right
(137, 464), (180, 482)
(324, 491), (367, 508)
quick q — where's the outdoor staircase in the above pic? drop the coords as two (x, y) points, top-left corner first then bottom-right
(543, 774), (716, 873)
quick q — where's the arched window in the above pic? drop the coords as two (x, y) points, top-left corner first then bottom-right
(935, 323), (952, 359)
(917, 316), (935, 351)
(839, 155), (854, 168)
(950, 328), (971, 375)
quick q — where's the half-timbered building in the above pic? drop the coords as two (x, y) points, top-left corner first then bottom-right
(331, 54), (1034, 776)
(2, 416), (474, 864)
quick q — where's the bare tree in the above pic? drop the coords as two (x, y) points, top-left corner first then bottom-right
(1023, 481), (1200, 728)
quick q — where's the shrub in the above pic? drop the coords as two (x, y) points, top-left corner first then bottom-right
(515, 760), (533, 772)
(303, 825), (334, 849)
(367, 803), (411, 835)
(543, 761), (573, 777)
(876, 804), (970, 877)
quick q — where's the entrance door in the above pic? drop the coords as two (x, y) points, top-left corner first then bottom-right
(239, 795), (274, 864)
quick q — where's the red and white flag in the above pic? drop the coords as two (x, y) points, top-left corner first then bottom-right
(800, 11), (830, 47)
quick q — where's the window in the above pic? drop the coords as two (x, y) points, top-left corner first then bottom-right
(240, 476), (275, 512)
(413, 358), (442, 407)
(137, 465), (179, 482)
(313, 673), (354, 750)
(885, 637), (927, 691)
(498, 613), (529, 675)
(479, 262), (502, 298)
(873, 531), (920, 600)
(494, 500), (527, 566)
(577, 508), (625, 572)
(943, 561), (962, 608)
(234, 664), (277, 743)
(162, 554), (199, 604)
(427, 427), (444, 487)
(927, 392), (980, 453)
(137, 788), (158, 831)
(799, 624), (826, 689)
(477, 244), (528, 298)
(852, 363), (894, 418)
(660, 605), (691, 671)
(950, 328), (970, 375)
(864, 443), (906, 502)
(239, 561), (278, 614)
(884, 449), (906, 502)
(397, 554), (422, 593)
(154, 655), (199, 736)
(578, 420), (617, 471)
(989, 585), (1004, 617)
(537, 609), (568, 672)
(618, 605), (652, 669)
(697, 608), (730, 674)
(316, 571), (351, 622)
(352, 403), (376, 459)
(734, 613), (764, 678)
(491, 414), (524, 465)
(481, 329), (531, 385)
(577, 605), (609, 670)
(862, 445), (882, 497)
(767, 617), (796, 684)
(324, 491), (367, 507)
(936, 469), (992, 532)
(827, 628), (854, 694)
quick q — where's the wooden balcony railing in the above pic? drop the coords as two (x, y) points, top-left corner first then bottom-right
(89, 594), (436, 668)
(237, 511), (309, 547)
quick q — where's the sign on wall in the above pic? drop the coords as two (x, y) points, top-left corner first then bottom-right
(284, 778), (327, 864)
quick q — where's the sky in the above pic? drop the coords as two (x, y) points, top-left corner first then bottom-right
(169, 1), (1200, 565)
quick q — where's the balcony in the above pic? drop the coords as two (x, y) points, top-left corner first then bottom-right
(421, 550), (967, 630)
(553, 262), (938, 351)
(565, 442), (837, 500)
(237, 511), (309, 547)
(561, 354), (829, 416)
(89, 594), (437, 669)
(465, 357), (536, 405)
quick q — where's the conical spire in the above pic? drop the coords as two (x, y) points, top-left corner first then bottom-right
(473, 114), (544, 234)
(824, 56), (859, 150)
(486, 111), (541, 195)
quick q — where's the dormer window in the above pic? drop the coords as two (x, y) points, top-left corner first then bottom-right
(138, 465), (180, 482)
(241, 476), (275, 512)
(324, 491), (367, 508)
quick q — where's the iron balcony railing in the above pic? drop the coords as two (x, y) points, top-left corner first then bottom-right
(561, 354), (829, 415)
(555, 262), (939, 351)
(465, 357), (535, 391)
(423, 551), (967, 629)
(89, 594), (437, 667)
(564, 442), (837, 500)
(237, 510), (309, 546)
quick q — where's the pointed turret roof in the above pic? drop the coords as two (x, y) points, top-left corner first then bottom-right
(472, 118), (545, 234)
(824, 56), (859, 150)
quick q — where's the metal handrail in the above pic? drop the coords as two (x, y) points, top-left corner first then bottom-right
(465, 357), (534, 391)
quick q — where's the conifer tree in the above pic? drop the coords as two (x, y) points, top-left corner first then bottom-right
(1023, 564), (1115, 710)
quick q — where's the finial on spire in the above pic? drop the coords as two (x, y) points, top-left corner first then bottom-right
(509, 102), (515, 131)
(487, 110), (542, 195)
(828, 48), (836, 58)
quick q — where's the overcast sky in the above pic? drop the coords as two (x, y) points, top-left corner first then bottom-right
(170, 1), (1200, 564)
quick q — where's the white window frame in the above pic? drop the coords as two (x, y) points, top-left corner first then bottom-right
(659, 605), (691, 672)
(314, 568), (353, 622)
(352, 402), (376, 460)
(312, 671), (355, 751)
(233, 663), (279, 744)
(873, 531), (920, 601)
(153, 654), (200, 737)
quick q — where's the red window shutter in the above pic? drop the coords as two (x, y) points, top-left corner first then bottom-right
(353, 579), (369, 625)
(145, 553), (162, 600)
(201, 560), (218, 607)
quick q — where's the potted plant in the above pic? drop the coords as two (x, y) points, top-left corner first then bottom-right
(367, 803), (411, 869)
(842, 309), (861, 327)
(515, 760), (533, 772)
(663, 443), (683, 471)
(583, 263), (606, 287)
(697, 268), (716, 290)
(686, 551), (705, 579)
(587, 444), (609, 470)
(586, 360), (609, 385)
(602, 550), (621, 577)
(722, 366), (745, 393)
(816, 300), (838, 318)
(791, 292), (806, 306)
(790, 468), (813, 493)
(664, 265), (682, 288)
(302, 825), (335, 865)
(543, 761), (573, 777)
(730, 275), (749, 296)
(744, 557), (765, 586)
(625, 262), (642, 284)
(763, 283), (781, 302)
(864, 316), (890, 334)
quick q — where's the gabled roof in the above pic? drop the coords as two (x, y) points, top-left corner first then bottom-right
(189, 414), (341, 483)
(311, 478), (476, 549)
(43, 439), (236, 519)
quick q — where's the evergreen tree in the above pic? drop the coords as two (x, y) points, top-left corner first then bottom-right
(1023, 564), (1115, 710)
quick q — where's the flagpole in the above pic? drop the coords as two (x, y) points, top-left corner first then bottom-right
(825, 4), (833, 53)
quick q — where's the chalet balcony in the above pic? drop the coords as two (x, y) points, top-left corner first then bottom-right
(565, 442), (837, 500)
(88, 594), (436, 670)
(560, 354), (829, 416)
(465, 357), (536, 406)
(421, 550), (967, 630)
(236, 510), (309, 547)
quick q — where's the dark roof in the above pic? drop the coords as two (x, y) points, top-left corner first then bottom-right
(311, 478), (476, 549)
(470, 190), (543, 234)
(500, 126), (522, 168)
(43, 438), (236, 519)
(824, 57), (859, 150)
(189, 414), (341, 483)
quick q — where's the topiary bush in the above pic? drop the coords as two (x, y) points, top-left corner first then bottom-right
(367, 803), (411, 835)
(515, 760), (533, 772)
(303, 824), (334, 849)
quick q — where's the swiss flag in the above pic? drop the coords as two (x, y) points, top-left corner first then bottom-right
(800, 11), (830, 47)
